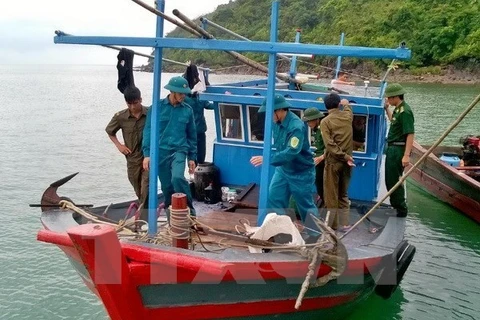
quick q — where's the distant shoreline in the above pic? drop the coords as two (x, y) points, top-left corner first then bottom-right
(137, 64), (479, 85)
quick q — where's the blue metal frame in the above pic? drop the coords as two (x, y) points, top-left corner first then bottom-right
(54, 36), (411, 60)
(146, 0), (165, 235)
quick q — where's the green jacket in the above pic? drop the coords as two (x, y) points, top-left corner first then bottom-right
(142, 97), (197, 161)
(387, 101), (415, 143)
(271, 111), (314, 174)
(312, 124), (325, 156)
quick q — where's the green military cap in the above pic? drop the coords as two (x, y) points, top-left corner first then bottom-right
(384, 83), (406, 97)
(258, 94), (291, 113)
(302, 107), (325, 121)
(164, 76), (192, 94)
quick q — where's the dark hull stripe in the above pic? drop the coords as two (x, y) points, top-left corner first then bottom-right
(139, 276), (375, 307)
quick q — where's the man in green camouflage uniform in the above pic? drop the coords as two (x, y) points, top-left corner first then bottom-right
(384, 83), (415, 217)
(106, 86), (149, 219)
(302, 108), (327, 206)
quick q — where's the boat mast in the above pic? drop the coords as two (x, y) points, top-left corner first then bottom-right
(147, 0), (165, 235)
(257, 1), (280, 225)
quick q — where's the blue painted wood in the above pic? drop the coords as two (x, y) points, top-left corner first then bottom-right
(212, 142), (269, 185)
(258, 1), (280, 225)
(54, 36), (411, 60)
(147, 0), (165, 235)
(204, 86), (384, 106)
(202, 93), (384, 116)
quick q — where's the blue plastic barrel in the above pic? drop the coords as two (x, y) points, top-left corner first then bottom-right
(439, 152), (461, 167)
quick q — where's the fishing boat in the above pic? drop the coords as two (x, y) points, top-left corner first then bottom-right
(408, 138), (480, 223)
(36, 1), (416, 319)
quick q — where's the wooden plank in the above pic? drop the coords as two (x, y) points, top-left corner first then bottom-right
(232, 184), (260, 209)
(235, 183), (256, 201)
(196, 210), (257, 233)
(456, 166), (480, 171)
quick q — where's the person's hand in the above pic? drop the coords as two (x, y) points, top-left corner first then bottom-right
(384, 98), (390, 110)
(346, 155), (356, 167)
(314, 155), (324, 165)
(340, 98), (349, 107)
(402, 154), (410, 168)
(143, 157), (150, 171)
(117, 144), (131, 155)
(188, 160), (196, 174)
(250, 156), (263, 167)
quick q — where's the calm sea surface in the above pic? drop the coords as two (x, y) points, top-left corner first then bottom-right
(0, 65), (479, 319)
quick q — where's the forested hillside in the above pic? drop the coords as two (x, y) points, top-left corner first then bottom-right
(158, 0), (480, 75)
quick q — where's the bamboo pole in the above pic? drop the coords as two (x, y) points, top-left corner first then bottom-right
(172, 9), (296, 84)
(200, 17), (292, 63)
(130, 0), (202, 37)
(340, 92), (480, 239)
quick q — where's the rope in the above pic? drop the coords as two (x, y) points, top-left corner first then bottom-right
(59, 200), (136, 235)
(60, 200), (346, 300)
(294, 215), (348, 309)
(340, 92), (480, 240)
(169, 206), (192, 240)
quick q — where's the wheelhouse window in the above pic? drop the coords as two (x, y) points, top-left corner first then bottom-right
(248, 106), (265, 142)
(220, 103), (243, 141)
(247, 106), (304, 142)
(352, 115), (367, 152)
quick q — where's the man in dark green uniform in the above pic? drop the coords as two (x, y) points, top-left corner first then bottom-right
(106, 86), (149, 219)
(384, 83), (415, 217)
(142, 76), (197, 219)
(302, 108), (327, 206)
(320, 93), (355, 231)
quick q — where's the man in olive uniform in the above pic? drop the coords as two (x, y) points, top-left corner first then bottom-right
(384, 83), (414, 217)
(250, 94), (318, 227)
(142, 76), (197, 219)
(302, 108), (327, 206)
(320, 93), (355, 231)
(106, 86), (149, 219)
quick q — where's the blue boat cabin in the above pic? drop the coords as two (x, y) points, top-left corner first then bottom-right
(201, 81), (387, 203)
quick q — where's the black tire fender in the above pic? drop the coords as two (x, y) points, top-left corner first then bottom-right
(375, 240), (416, 299)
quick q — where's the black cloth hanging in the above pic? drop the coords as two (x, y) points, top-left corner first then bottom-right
(117, 48), (135, 93)
(183, 64), (200, 90)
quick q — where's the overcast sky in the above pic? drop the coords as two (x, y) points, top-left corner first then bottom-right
(1, 0), (231, 65)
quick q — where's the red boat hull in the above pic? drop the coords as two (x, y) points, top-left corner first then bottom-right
(38, 224), (389, 320)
